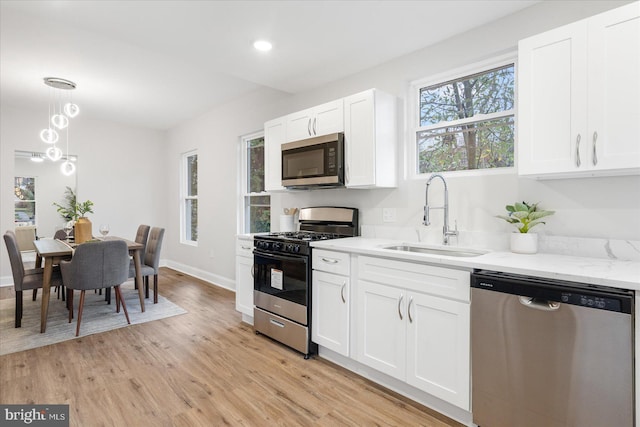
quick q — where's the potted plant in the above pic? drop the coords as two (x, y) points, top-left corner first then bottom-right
(496, 201), (554, 254)
(53, 187), (94, 243)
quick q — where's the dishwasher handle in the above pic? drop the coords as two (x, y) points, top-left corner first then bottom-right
(519, 296), (560, 311)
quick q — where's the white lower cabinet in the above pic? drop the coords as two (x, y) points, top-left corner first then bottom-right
(235, 237), (254, 319)
(356, 256), (470, 410)
(312, 249), (351, 356)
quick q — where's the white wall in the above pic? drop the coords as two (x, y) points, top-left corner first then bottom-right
(0, 105), (166, 282)
(164, 87), (290, 288)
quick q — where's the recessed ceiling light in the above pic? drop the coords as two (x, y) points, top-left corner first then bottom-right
(253, 40), (272, 52)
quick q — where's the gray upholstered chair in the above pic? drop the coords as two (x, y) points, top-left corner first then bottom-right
(14, 226), (37, 252)
(54, 228), (74, 240)
(60, 240), (131, 336)
(130, 224), (150, 289)
(3, 230), (63, 328)
(129, 227), (164, 304)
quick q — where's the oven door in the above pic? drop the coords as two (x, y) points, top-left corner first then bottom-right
(253, 249), (309, 324)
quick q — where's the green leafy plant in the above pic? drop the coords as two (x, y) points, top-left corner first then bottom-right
(496, 201), (554, 233)
(53, 186), (94, 221)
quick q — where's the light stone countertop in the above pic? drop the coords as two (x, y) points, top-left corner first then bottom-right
(310, 237), (640, 291)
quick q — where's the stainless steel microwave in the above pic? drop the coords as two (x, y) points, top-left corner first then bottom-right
(281, 132), (344, 188)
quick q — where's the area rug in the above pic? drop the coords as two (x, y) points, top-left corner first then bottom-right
(0, 283), (187, 356)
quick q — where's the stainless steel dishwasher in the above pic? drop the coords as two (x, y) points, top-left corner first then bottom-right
(471, 270), (634, 427)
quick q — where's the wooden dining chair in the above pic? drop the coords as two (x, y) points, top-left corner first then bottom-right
(3, 230), (63, 328)
(129, 227), (164, 303)
(60, 240), (131, 336)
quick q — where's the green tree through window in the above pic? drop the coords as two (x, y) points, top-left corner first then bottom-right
(417, 64), (515, 173)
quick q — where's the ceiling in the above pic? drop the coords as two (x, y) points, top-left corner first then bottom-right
(0, 1), (538, 131)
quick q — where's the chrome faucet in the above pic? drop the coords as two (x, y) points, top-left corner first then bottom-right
(423, 173), (458, 245)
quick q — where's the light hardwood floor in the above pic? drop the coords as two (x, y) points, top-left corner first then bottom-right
(0, 268), (462, 426)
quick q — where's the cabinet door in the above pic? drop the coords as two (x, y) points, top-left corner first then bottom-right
(264, 117), (285, 192)
(312, 271), (349, 356)
(313, 99), (344, 136)
(344, 90), (376, 187)
(356, 280), (406, 380)
(406, 292), (470, 410)
(588, 3), (640, 171)
(518, 21), (588, 176)
(286, 108), (314, 141)
(235, 255), (254, 316)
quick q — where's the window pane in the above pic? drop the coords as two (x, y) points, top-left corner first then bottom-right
(187, 154), (198, 196)
(247, 137), (265, 193)
(419, 64), (514, 127)
(14, 177), (36, 225)
(247, 195), (270, 233)
(185, 199), (198, 241)
(417, 116), (514, 173)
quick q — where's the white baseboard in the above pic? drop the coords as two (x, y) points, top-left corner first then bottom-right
(161, 259), (235, 292)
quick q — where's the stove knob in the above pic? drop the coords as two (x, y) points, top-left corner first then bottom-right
(272, 242), (281, 251)
(293, 245), (301, 253)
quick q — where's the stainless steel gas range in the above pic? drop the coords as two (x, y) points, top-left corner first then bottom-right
(253, 207), (358, 358)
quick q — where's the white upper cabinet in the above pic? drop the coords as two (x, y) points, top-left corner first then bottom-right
(344, 89), (397, 188)
(264, 117), (285, 192)
(285, 99), (344, 142)
(518, 3), (640, 178)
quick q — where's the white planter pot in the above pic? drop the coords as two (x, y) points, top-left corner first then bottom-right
(510, 232), (538, 254)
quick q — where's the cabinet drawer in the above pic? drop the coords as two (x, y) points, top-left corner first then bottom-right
(236, 238), (254, 257)
(313, 249), (350, 276)
(357, 256), (469, 302)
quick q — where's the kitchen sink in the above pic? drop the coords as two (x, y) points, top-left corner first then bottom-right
(382, 244), (487, 257)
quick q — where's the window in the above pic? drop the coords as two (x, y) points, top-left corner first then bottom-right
(412, 57), (515, 175)
(181, 151), (198, 244)
(14, 177), (36, 225)
(240, 132), (270, 233)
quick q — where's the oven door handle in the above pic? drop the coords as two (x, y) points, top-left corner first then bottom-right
(254, 249), (308, 263)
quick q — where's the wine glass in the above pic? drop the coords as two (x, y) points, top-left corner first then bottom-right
(63, 221), (73, 241)
(99, 224), (110, 238)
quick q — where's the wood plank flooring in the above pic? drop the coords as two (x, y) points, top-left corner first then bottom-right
(0, 268), (462, 426)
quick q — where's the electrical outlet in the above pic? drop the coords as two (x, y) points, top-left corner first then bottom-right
(382, 208), (397, 223)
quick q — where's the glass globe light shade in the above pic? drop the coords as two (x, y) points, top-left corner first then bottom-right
(51, 114), (69, 129)
(46, 146), (63, 161)
(40, 128), (59, 144)
(61, 160), (76, 176)
(64, 102), (80, 118)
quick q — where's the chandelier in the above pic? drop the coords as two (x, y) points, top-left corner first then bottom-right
(40, 77), (79, 176)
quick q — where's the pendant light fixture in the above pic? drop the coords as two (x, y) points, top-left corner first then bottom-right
(41, 77), (79, 174)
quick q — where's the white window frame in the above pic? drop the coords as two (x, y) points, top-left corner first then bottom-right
(407, 52), (517, 179)
(238, 131), (270, 234)
(180, 150), (198, 246)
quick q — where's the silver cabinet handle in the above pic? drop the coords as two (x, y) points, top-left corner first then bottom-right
(307, 118), (312, 136)
(398, 294), (404, 320)
(592, 131), (598, 166)
(251, 265), (255, 278)
(408, 296), (414, 323)
(575, 134), (581, 167)
(321, 257), (338, 264)
(241, 245), (252, 250)
(313, 117), (317, 135)
(340, 281), (346, 303)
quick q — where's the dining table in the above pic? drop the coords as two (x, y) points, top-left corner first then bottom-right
(33, 236), (145, 333)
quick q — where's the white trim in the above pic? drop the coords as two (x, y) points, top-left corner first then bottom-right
(163, 259), (235, 291)
(180, 149), (198, 246)
(408, 52), (518, 180)
(238, 131), (269, 234)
